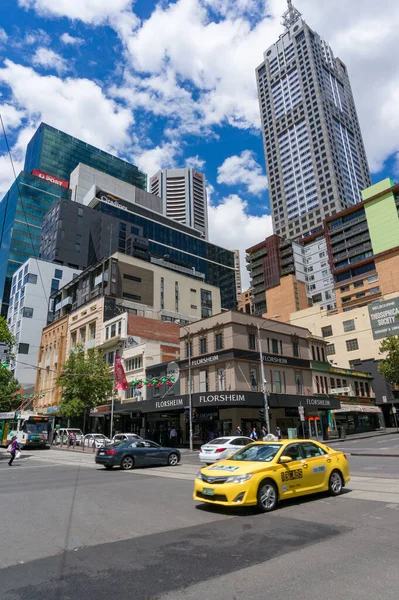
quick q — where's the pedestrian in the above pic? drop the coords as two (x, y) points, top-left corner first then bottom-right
(261, 426), (268, 439)
(275, 426), (282, 440)
(208, 430), (214, 442)
(250, 427), (258, 441)
(235, 425), (242, 435)
(7, 436), (20, 467)
(68, 431), (75, 447)
(170, 426), (177, 447)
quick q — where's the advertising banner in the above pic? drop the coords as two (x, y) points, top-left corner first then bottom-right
(114, 355), (128, 391)
(32, 169), (69, 188)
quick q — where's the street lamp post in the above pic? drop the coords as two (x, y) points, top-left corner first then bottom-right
(187, 332), (193, 452)
(257, 323), (271, 434)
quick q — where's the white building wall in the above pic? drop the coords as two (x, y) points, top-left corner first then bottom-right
(7, 259), (80, 391)
(303, 238), (336, 310)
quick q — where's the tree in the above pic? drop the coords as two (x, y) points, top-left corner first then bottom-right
(378, 336), (399, 388)
(0, 316), (21, 411)
(57, 346), (114, 419)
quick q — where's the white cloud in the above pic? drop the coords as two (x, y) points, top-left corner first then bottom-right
(217, 150), (267, 195)
(208, 194), (272, 289)
(185, 155), (205, 169)
(0, 28), (8, 43)
(19, 0), (135, 24)
(0, 61), (133, 156)
(32, 48), (69, 75)
(202, 0), (267, 18)
(23, 28), (51, 46)
(60, 32), (84, 46)
(132, 142), (181, 180)
(0, 104), (26, 132)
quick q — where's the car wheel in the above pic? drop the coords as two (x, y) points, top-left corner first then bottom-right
(121, 456), (135, 470)
(257, 480), (278, 513)
(168, 453), (179, 466)
(329, 470), (344, 496)
(104, 466), (113, 470)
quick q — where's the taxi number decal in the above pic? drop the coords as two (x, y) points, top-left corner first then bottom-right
(208, 465), (239, 472)
(281, 469), (303, 482)
(312, 465), (327, 474)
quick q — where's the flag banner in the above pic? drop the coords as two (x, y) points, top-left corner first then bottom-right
(114, 355), (128, 391)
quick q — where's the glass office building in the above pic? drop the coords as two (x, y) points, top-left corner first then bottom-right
(0, 172), (70, 315)
(24, 123), (147, 190)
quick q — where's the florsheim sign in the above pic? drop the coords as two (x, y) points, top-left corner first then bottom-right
(368, 297), (399, 340)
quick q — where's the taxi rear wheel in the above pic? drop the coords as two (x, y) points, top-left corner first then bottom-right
(329, 470), (343, 496)
(257, 480), (278, 512)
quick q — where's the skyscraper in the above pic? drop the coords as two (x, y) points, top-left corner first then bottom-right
(256, 0), (371, 240)
(150, 168), (208, 239)
(233, 250), (242, 299)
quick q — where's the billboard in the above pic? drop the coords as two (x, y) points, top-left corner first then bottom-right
(368, 297), (399, 339)
(32, 169), (69, 188)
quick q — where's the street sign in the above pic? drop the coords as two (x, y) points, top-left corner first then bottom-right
(330, 387), (350, 394)
(393, 407), (397, 414)
(298, 406), (305, 422)
(382, 396), (387, 403)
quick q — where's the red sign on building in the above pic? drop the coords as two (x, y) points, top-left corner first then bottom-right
(114, 355), (128, 391)
(32, 169), (69, 188)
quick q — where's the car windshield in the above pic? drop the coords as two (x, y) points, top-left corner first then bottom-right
(206, 438), (230, 445)
(68, 429), (82, 435)
(24, 422), (47, 434)
(227, 444), (282, 462)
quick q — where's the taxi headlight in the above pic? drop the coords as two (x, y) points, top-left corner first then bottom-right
(196, 471), (204, 480)
(225, 474), (253, 484)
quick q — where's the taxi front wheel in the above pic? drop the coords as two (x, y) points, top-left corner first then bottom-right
(329, 470), (344, 496)
(257, 480), (278, 512)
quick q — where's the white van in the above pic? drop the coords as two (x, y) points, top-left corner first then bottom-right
(53, 428), (84, 446)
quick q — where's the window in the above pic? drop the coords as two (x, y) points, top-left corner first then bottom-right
(199, 338), (207, 354)
(326, 343), (335, 355)
(75, 234), (81, 253)
(321, 326), (333, 337)
(301, 442), (326, 458)
(311, 346), (316, 361)
(160, 277), (164, 310)
(80, 328), (86, 344)
(292, 341), (299, 357)
(71, 332), (77, 347)
(295, 371), (302, 394)
(51, 279), (59, 294)
(89, 323), (96, 340)
(367, 275), (378, 284)
(271, 338), (279, 354)
(283, 443), (303, 461)
(369, 286), (380, 295)
(123, 292), (141, 301)
(175, 281), (179, 312)
(217, 368), (225, 391)
(123, 274), (142, 282)
(250, 367), (258, 391)
(110, 323), (116, 338)
(27, 273), (37, 284)
(107, 351), (114, 366)
(125, 356), (142, 371)
(22, 307), (33, 318)
(343, 319), (355, 332)
(248, 333), (256, 351)
(346, 338), (359, 352)
(18, 343), (30, 354)
(316, 346), (321, 361)
(118, 321), (122, 335)
(199, 370), (208, 392)
(354, 280), (364, 288)
(215, 333), (223, 350)
(274, 371), (282, 393)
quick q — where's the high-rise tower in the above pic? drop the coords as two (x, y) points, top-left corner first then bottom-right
(150, 168), (208, 239)
(256, 1), (371, 240)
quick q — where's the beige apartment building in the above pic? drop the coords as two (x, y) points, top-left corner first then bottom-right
(35, 315), (69, 412)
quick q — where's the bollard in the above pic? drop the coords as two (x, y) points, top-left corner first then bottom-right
(73, 436), (76, 450)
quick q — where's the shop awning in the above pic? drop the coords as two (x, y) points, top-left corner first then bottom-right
(332, 403), (382, 414)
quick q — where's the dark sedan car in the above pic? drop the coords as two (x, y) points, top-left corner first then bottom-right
(95, 439), (181, 470)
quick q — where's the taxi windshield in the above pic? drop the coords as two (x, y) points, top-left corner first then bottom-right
(228, 444), (282, 462)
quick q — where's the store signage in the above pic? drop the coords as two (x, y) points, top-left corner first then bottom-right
(193, 171), (203, 180)
(330, 366), (369, 378)
(305, 397), (336, 407)
(285, 407), (299, 417)
(194, 391), (264, 408)
(191, 354), (219, 367)
(269, 394), (341, 410)
(32, 169), (69, 188)
(368, 297), (399, 340)
(99, 194), (127, 211)
(330, 387), (350, 394)
(0, 412), (15, 419)
(154, 397), (185, 410)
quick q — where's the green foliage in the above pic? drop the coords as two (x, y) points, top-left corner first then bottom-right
(0, 316), (20, 410)
(378, 336), (399, 387)
(57, 346), (114, 418)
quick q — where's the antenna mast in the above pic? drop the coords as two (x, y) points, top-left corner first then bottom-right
(281, 0), (302, 30)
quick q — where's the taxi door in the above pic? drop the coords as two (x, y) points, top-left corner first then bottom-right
(299, 441), (329, 492)
(277, 442), (306, 498)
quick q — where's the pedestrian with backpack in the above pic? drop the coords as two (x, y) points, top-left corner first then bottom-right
(7, 436), (20, 467)
(250, 427), (258, 441)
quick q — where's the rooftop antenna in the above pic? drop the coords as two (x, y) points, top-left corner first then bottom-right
(281, 0), (302, 30)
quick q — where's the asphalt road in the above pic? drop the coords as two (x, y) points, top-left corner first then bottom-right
(1, 449), (399, 600)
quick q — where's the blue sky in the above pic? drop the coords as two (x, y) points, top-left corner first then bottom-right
(0, 0), (398, 288)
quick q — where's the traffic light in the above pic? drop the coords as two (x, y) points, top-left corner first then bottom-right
(193, 408), (198, 422)
(259, 409), (265, 422)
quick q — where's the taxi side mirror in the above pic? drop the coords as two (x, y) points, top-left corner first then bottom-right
(279, 455), (293, 464)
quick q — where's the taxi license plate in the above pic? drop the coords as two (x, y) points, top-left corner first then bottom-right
(202, 488), (215, 496)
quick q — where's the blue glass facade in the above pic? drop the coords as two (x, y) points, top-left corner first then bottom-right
(24, 123), (147, 190)
(0, 172), (69, 315)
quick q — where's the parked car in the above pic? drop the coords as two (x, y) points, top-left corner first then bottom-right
(112, 433), (142, 444)
(83, 433), (111, 448)
(95, 439), (181, 470)
(199, 436), (254, 465)
(53, 428), (84, 446)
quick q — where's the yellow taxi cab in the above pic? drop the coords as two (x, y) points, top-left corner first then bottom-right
(194, 439), (350, 512)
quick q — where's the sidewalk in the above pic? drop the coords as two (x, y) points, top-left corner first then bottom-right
(329, 428), (399, 445)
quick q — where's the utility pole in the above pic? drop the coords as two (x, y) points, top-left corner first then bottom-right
(257, 324), (271, 434)
(188, 332), (193, 451)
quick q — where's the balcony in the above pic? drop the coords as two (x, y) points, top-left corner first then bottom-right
(334, 242), (372, 263)
(94, 272), (108, 287)
(61, 296), (73, 308)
